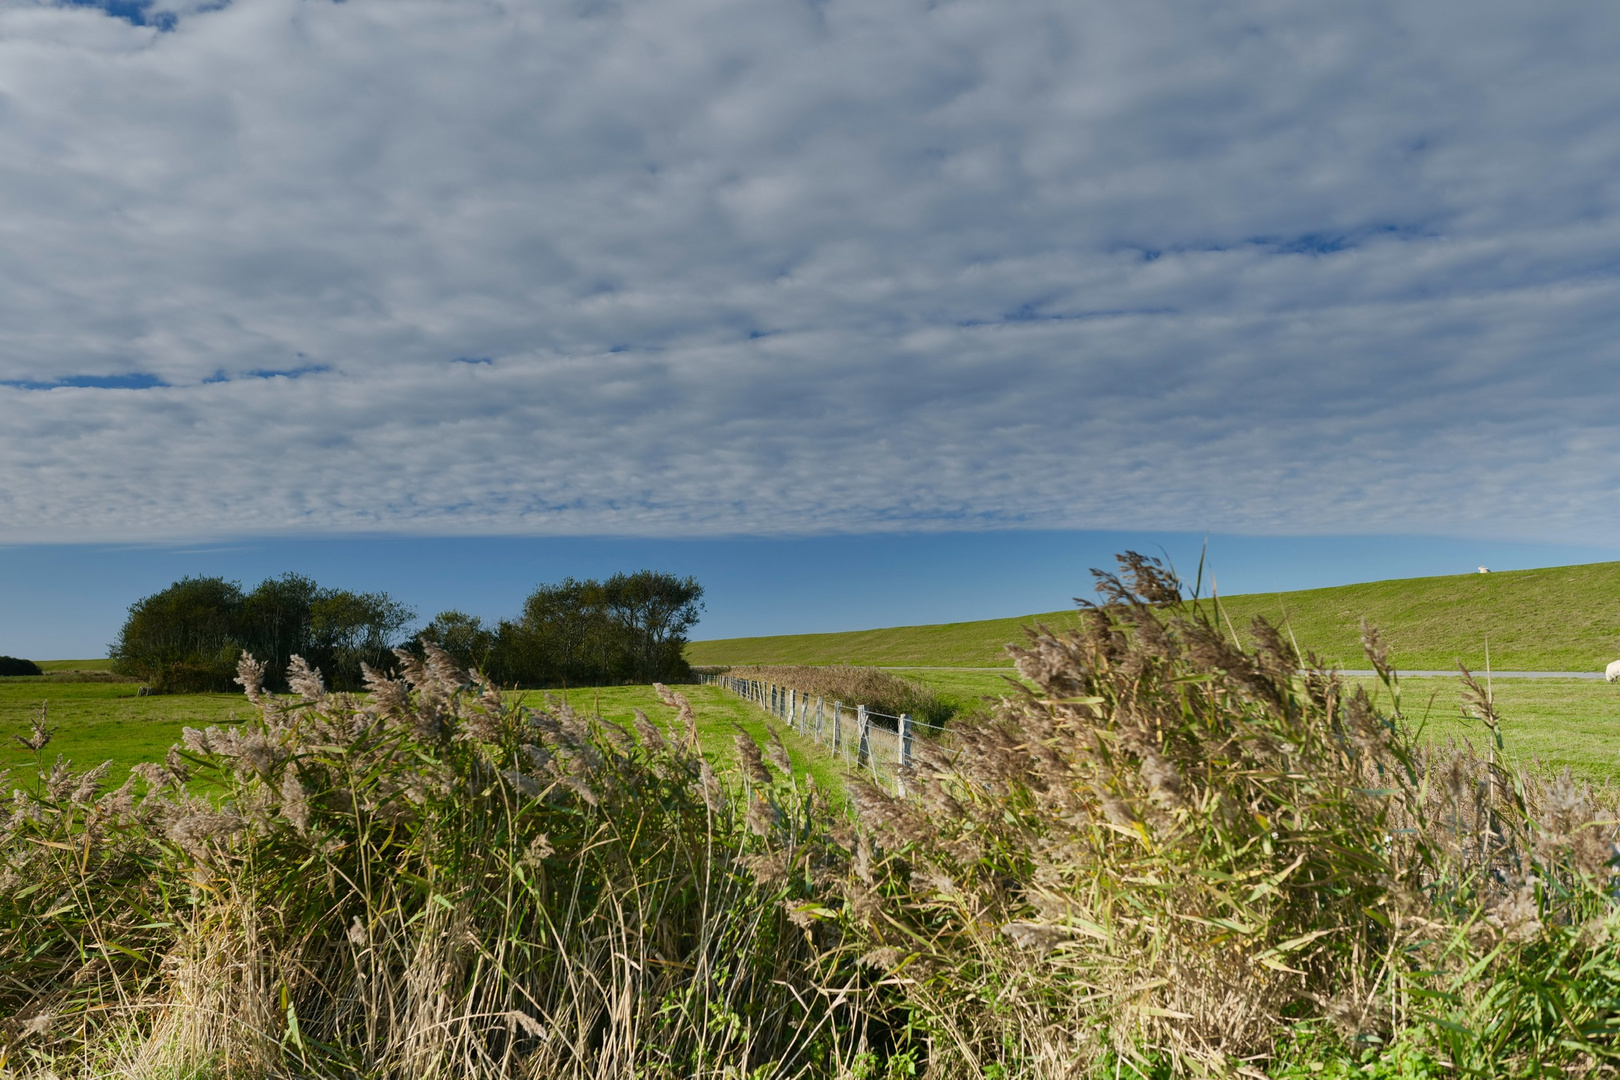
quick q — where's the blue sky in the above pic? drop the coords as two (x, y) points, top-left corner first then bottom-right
(1, 0), (1618, 657)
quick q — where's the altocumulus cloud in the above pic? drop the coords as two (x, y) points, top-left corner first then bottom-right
(1, 0), (1618, 542)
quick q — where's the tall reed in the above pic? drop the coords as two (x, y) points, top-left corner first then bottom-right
(836, 553), (1620, 1076)
(0, 649), (874, 1078)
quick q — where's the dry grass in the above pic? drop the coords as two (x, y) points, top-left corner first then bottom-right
(836, 553), (1620, 1076)
(0, 649), (879, 1079)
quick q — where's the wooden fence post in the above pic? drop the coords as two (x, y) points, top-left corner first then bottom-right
(833, 702), (842, 755)
(856, 705), (869, 769)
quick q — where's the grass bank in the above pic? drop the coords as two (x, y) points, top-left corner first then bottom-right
(687, 559), (1620, 672)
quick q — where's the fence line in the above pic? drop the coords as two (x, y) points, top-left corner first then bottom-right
(697, 673), (941, 794)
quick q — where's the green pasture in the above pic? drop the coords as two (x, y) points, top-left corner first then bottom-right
(688, 559), (1620, 672)
(0, 678), (243, 783)
(2, 664), (1615, 798)
(0, 678), (848, 798)
(892, 667), (1620, 783)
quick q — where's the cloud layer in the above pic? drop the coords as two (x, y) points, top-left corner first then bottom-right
(2, 0), (1618, 542)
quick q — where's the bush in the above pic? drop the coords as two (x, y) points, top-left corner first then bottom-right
(0, 656), (41, 676)
(0, 648), (880, 1078)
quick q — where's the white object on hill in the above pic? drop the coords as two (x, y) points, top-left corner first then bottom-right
(1606, 660), (1620, 682)
(1478, 566), (1490, 573)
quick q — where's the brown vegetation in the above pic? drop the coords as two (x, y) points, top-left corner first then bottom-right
(839, 553), (1620, 1075)
(709, 664), (952, 727)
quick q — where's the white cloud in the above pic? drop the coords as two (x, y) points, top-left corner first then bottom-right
(0, 0), (1618, 542)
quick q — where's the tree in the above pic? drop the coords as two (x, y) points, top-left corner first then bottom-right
(419, 610), (498, 674)
(308, 589), (416, 690)
(518, 577), (608, 685)
(111, 575), (415, 694)
(236, 573), (321, 690)
(495, 571), (704, 687)
(0, 657), (42, 677)
(602, 571), (704, 683)
(110, 576), (244, 692)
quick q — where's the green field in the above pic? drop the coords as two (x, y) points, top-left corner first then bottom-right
(0, 678), (243, 782)
(688, 560), (1620, 673)
(0, 678), (848, 798)
(0, 670), (1615, 799)
(36, 657), (117, 672)
(888, 667), (1620, 782)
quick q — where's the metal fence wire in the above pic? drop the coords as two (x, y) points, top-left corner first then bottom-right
(697, 674), (943, 795)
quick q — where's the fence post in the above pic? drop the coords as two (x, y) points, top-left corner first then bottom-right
(856, 705), (869, 768)
(832, 702), (842, 755)
(898, 713), (911, 795)
(816, 697), (824, 744)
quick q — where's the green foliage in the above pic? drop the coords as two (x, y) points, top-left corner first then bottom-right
(109, 573), (415, 693)
(0, 657), (42, 677)
(423, 570), (705, 688)
(109, 575), (245, 692)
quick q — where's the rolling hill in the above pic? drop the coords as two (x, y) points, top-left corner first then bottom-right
(686, 561), (1620, 673)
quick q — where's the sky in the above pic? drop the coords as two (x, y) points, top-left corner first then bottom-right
(2, 0), (1619, 656)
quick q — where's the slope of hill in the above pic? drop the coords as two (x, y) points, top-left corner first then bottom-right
(686, 561), (1620, 672)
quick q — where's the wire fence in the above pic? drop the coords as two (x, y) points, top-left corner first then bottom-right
(698, 673), (945, 794)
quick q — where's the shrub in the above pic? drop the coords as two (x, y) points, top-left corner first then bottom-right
(0, 648), (878, 1078)
(0, 656), (41, 676)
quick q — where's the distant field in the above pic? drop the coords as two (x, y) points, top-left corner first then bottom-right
(890, 667), (1620, 783)
(37, 658), (117, 672)
(687, 561), (1620, 673)
(0, 678), (847, 797)
(0, 679), (243, 783)
(0, 668), (1614, 796)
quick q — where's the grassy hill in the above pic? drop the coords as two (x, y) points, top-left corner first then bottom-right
(37, 658), (116, 672)
(687, 561), (1620, 672)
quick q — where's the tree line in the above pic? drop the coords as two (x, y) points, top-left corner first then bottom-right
(417, 572), (703, 689)
(110, 570), (703, 693)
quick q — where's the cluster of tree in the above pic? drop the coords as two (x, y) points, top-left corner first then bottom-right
(419, 571), (703, 687)
(0, 656), (41, 677)
(111, 575), (414, 694)
(109, 569), (703, 694)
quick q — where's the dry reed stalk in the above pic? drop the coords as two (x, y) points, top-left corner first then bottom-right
(0, 646), (880, 1079)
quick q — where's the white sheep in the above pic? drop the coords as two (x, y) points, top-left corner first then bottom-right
(1606, 660), (1620, 682)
